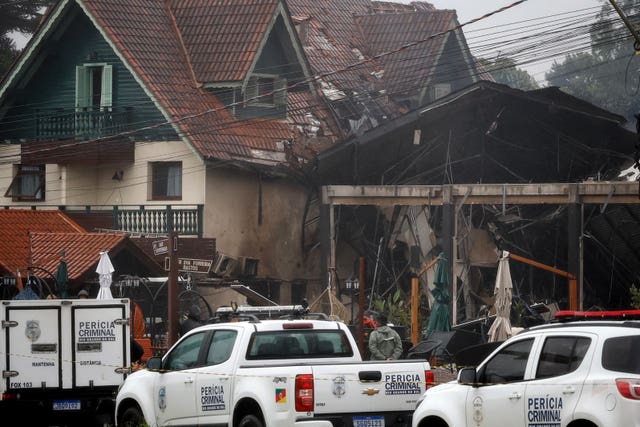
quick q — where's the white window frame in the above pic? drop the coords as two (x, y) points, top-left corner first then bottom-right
(4, 164), (46, 201)
(245, 73), (287, 107)
(431, 83), (452, 101)
(149, 161), (182, 201)
(75, 63), (113, 111)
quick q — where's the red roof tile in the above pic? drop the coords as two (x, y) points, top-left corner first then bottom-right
(354, 10), (457, 95)
(30, 232), (128, 280)
(82, 0), (291, 160)
(0, 210), (86, 275)
(171, 0), (279, 83)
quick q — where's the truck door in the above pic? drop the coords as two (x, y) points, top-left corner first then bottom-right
(5, 305), (61, 390)
(524, 334), (593, 427)
(154, 332), (206, 425)
(72, 303), (128, 387)
(466, 338), (535, 427)
(196, 329), (238, 425)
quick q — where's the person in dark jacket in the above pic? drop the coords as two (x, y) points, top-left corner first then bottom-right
(368, 312), (403, 360)
(180, 304), (202, 336)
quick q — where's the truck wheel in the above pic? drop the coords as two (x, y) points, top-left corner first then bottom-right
(238, 414), (265, 427)
(120, 406), (145, 427)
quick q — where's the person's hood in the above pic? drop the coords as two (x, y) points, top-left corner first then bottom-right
(377, 325), (394, 334)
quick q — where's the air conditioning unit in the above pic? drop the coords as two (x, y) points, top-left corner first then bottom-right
(209, 253), (237, 277)
(235, 256), (259, 277)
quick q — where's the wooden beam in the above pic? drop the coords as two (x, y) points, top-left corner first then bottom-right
(323, 182), (640, 206)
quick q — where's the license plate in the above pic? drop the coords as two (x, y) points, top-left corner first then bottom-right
(353, 416), (385, 427)
(53, 399), (81, 411)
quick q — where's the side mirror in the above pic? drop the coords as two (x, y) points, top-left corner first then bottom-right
(458, 367), (478, 387)
(146, 356), (163, 372)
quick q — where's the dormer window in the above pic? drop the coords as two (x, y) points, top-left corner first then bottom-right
(245, 74), (287, 107)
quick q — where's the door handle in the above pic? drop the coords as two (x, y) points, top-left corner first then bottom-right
(563, 386), (576, 395)
(509, 392), (522, 400)
(184, 377), (194, 384)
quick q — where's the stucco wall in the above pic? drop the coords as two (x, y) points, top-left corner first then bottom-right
(204, 167), (312, 282)
(62, 140), (204, 206)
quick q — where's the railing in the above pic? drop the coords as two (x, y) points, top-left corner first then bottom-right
(1, 204), (204, 237)
(115, 205), (203, 236)
(35, 107), (132, 140)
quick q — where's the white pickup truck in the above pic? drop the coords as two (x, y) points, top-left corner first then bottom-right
(0, 298), (131, 426)
(116, 312), (432, 427)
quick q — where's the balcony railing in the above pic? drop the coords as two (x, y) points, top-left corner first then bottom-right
(1, 204), (204, 237)
(35, 107), (133, 140)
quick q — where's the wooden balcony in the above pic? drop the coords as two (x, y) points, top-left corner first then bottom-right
(35, 107), (132, 141)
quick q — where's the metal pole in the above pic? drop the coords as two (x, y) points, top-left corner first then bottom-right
(167, 232), (179, 347)
(607, 0), (640, 49)
(358, 256), (366, 357)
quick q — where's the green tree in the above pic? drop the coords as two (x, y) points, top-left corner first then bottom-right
(0, 1), (50, 78)
(478, 57), (540, 91)
(545, 0), (640, 123)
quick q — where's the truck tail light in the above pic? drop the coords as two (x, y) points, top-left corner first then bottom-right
(425, 370), (435, 390)
(1, 392), (18, 401)
(616, 378), (640, 400)
(295, 374), (314, 412)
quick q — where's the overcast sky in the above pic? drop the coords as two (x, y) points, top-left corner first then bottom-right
(13, 0), (606, 84)
(427, 0), (605, 83)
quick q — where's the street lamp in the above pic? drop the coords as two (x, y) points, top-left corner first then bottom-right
(345, 276), (360, 324)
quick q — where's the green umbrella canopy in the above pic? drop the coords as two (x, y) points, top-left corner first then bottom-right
(55, 259), (68, 299)
(427, 253), (450, 332)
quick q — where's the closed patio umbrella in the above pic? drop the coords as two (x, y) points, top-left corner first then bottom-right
(427, 253), (451, 332)
(96, 251), (114, 300)
(488, 251), (513, 342)
(55, 259), (68, 299)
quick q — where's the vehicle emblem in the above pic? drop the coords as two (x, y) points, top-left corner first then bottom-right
(332, 376), (346, 397)
(362, 388), (379, 396)
(472, 396), (483, 423)
(158, 386), (166, 411)
(25, 320), (41, 342)
(273, 377), (287, 384)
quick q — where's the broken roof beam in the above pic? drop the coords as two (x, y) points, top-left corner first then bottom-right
(322, 182), (640, 206)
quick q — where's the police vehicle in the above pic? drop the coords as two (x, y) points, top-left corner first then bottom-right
(0, 298), (131, 426)
(412, 310), (640, 427)
(116, 304), (433, 427)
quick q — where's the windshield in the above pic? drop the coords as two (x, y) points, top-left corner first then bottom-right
(246, 329), (354, 359)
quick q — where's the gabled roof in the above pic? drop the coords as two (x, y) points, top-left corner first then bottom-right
(30, 232), (127, 280)
(353, 10), (458, 95)
(170, 0), (281, 83)
(0, 210), (86, 275)
(80, 0), (293, 161)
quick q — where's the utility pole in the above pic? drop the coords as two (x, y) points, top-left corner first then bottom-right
(167, 232), (179, 347)
(608, 0), (640, 51)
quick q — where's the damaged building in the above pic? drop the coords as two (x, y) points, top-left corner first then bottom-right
(315, 81), (639, 325)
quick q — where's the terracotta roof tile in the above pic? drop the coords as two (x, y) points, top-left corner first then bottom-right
(83, 0), (289, 160)
(30, 232), (127, 280)
(354, 10), (457, 95)
(0, 210), (86, 275)
(171, 0), (279, 83)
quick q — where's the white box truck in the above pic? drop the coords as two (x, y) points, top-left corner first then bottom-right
(1, 298), (131, 426)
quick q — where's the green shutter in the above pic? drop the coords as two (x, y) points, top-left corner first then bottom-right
(245, 76), (258, 103)
(75, 66), (89, 110)
(101, 65), (113, 109)
(274, 77), (287, 106)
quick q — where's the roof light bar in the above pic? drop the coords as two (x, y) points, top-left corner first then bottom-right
(555, 310), (640, 321)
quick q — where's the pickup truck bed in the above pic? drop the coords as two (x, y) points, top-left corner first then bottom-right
(116, 316), (431, 427)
